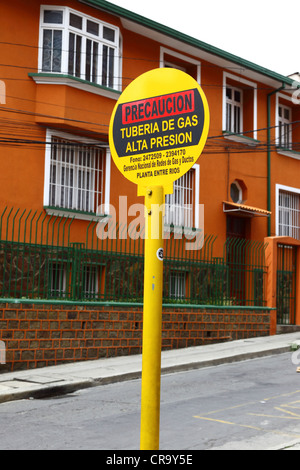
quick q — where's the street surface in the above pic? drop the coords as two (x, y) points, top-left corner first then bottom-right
(0, 352), (300, 450)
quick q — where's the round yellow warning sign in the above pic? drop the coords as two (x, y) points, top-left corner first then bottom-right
(109, 68), (209, 195)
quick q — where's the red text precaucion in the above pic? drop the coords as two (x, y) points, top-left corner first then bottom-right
(122, 89), (195, 125)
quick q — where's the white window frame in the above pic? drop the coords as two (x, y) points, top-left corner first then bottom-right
(38, 5), (122, 93)
(276, 184), (300, 240)
(44, 129), (111, 220)
(160, 47), (201, 84)
(222, 72), (258, 142)
(165, 164), (200, 229)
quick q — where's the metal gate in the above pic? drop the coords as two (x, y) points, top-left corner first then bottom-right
(277, 244), (297, 325)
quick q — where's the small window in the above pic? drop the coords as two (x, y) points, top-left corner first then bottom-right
(70, 13), (83, 30)
(44, 10), (63, 24)
(82, 265), (99, 300)
(223, 73), (257, 140)
(226, 85), (242, 134)
(103, 26), (115, 42)
(169, 271), (186, 300)
(49, 262), (68, 298)
(87, 20), (99, 36)
(278, 104), (292, 149)
(160, 48), (201, 83)
(230, 181), (243, 204)
(165, 169), (195, 228)
(42, 30), (63, 72)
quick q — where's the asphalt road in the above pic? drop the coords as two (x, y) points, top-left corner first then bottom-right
(0, 352), (300, 450)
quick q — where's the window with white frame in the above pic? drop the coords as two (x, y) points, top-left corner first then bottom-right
(225, 86), (242, 134)
(39, 6), (121, 90)
(160, 47), (201, 83)
(278, 104), (292, 150)
(223, 73), (257, 142)
(45, 134), (105, 214)
(277, 186), (300, 240)
(165, 168), (196, 228)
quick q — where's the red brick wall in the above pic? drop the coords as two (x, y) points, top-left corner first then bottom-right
(0, 302), (271, 371)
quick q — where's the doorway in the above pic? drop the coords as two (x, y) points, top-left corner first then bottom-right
(277, 244), (297, 325)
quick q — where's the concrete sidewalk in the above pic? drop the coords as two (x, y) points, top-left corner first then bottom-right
(0, 332), (300, 405)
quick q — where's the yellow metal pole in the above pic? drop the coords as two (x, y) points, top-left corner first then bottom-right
(140, 185), (164, 450)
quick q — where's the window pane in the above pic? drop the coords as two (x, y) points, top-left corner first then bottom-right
(226, 103), (232, 132)
(103, 26), (115, 42)
(234, 90), (241, 102)
(44, 10), (63, 24)
(284, 108), (290, 120)
(109, 48), (114, 88)
(93, 42), (99, 83)
(42, 30), (53, 72)
(85, 41), (99, 84)
(87, 20), (99, 36)
(53, 31), (62, 72)
(102, 45), (108, 86)
(68, 33), (75, 75)
(42, 30), (62, 72)
(75, 35), (82, 77)
(234, 106), (240, 133)
(86, 39), (92, 82)
(70, 13), (82, 29)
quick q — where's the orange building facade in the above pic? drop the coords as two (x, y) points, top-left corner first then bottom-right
(1, 0), (300, 369)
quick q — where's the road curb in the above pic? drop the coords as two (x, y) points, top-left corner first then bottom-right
(0, 343), (293, 404)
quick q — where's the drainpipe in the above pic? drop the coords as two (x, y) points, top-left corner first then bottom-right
(267, 84), (285, 236)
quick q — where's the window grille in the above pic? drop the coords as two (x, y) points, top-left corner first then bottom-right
(49, 262), (67, 298)
(278, 190), (300, 240)
(82, 265), (98, 299)
(169, 271), (186, 299)
(49, 137), (104, 213)
(165, 169), (195, 227)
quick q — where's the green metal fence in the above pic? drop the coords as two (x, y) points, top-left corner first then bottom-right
(0, 207), (268, 306)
